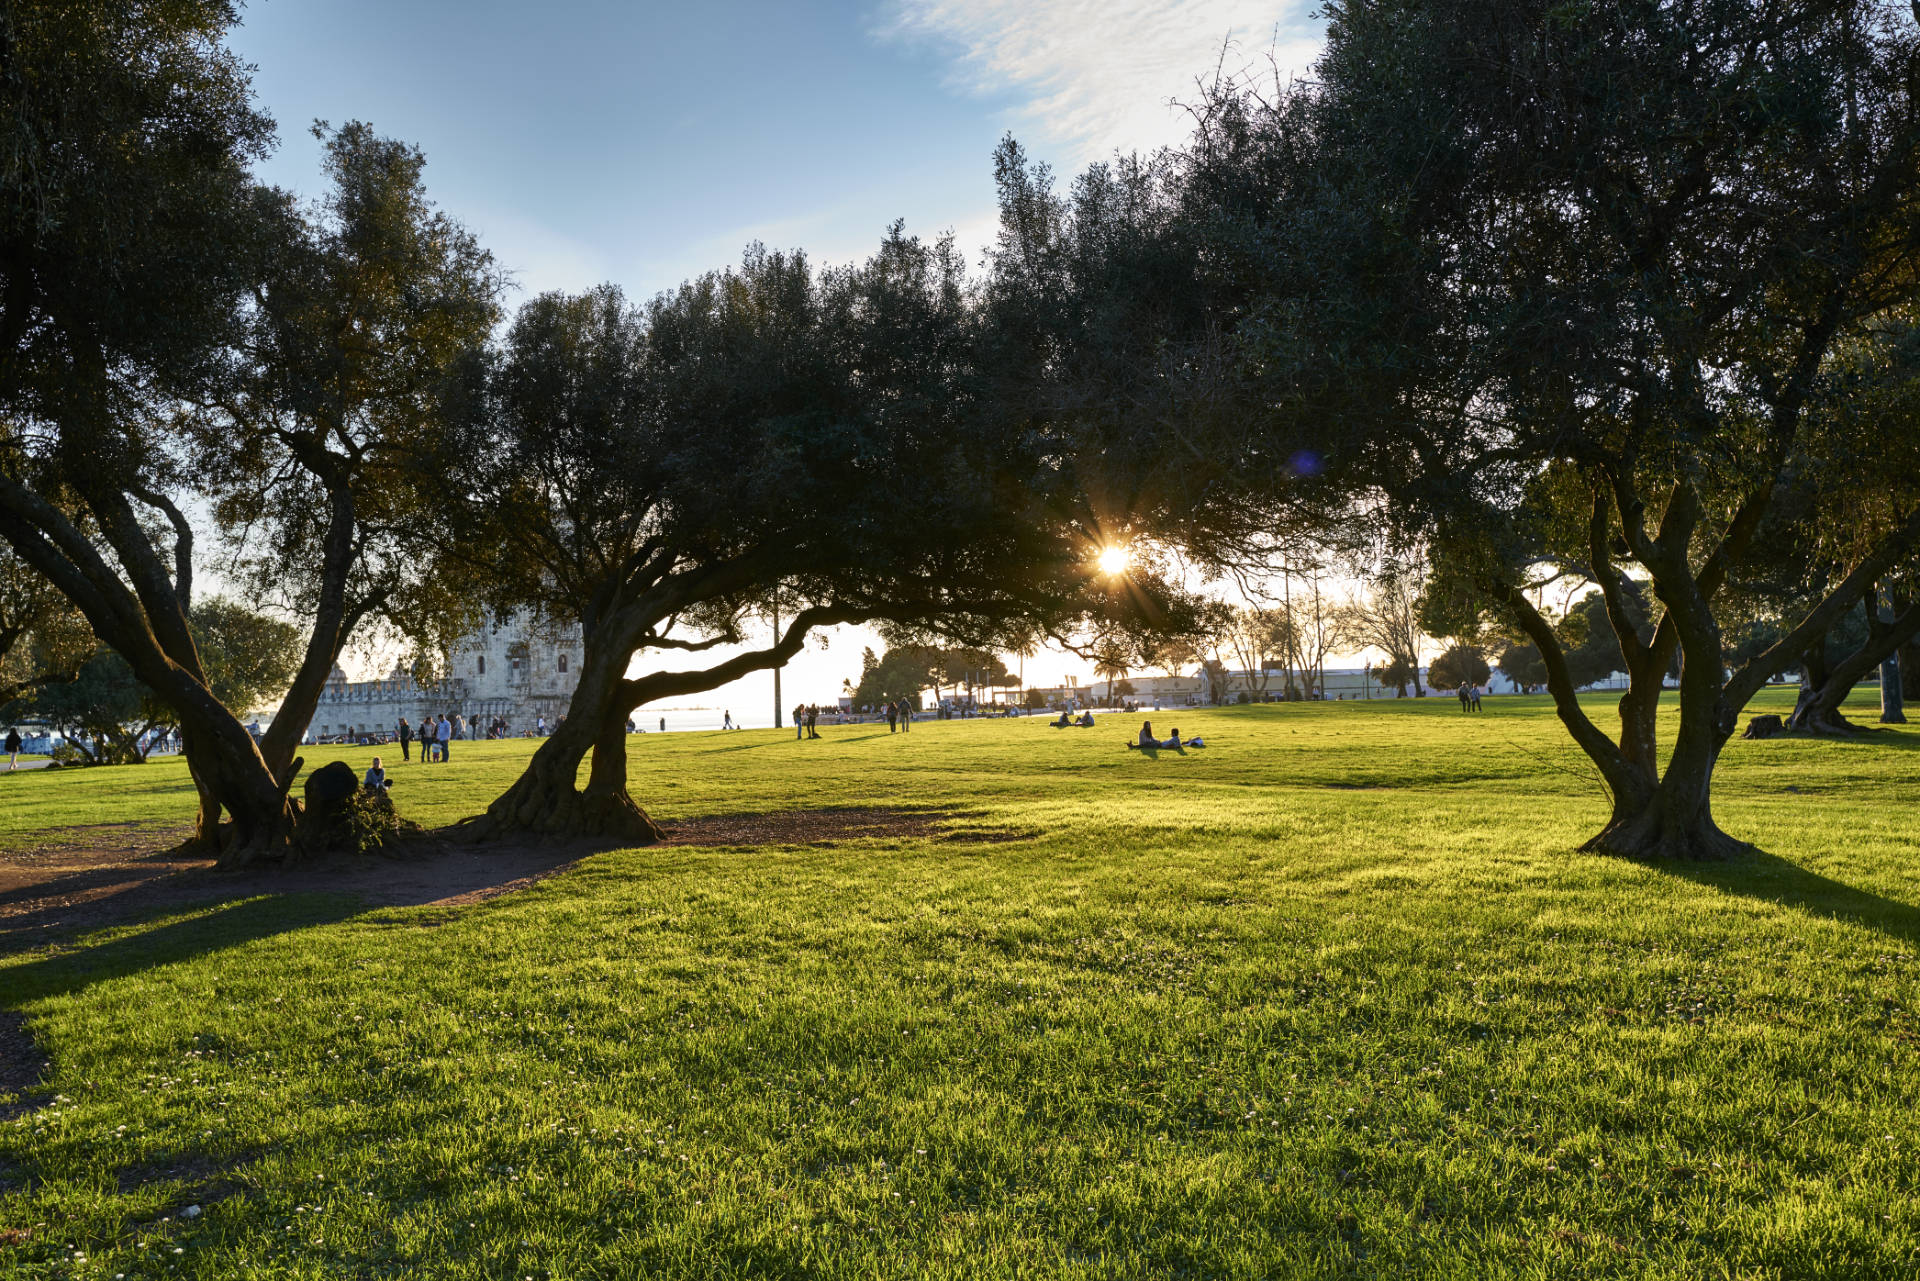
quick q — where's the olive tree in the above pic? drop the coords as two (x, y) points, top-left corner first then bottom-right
(1186, 0), (1920, 857)
(446, 230), (1191, 838)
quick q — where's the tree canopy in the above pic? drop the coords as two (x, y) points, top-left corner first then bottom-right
(1175, 0), (1920, 857)
(444, 231), (1201, 838)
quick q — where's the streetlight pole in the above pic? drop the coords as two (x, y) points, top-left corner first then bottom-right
(772, 590), (782, 729)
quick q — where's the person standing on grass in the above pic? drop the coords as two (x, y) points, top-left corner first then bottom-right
(1458, 685), (1471, 712)
(398, 717), (413, 762)
(537, 714), (547, 736)
(806, 704), (821, 739)
(886, 701), (898, 733)
(4, 727), (19, 770)
(794, 703), (805, 740)
(659, 716), (665, 734)
(437, 713), (453, 762)
(723, 710), (734, 730)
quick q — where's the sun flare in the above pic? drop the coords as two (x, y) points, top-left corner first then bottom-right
(1096, 544), (1131, 576)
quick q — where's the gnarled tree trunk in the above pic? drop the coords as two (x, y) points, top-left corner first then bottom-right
(1581, 689), (1751, 861)
(169, 687), (300, 864)
(472, 598), (861, 841)
(469, 625), (665, 843)
(1786, 593), (1920, 735)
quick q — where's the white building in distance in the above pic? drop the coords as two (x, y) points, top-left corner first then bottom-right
(309, 613), (583, 741)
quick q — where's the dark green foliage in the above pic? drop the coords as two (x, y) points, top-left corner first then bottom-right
(1428, 645), (1491, 692)
(852, 646), (938, 708)
(452, 227), (1206, 835)
(0, 0), (297, 852)
(182, 598), (304, 717)
(191, 122), (505, 780)
(1496, 643), (1546, 690)
(311, 786), (417, 857)
(1176, 0), (1920, 856)
(17, 650), (151, 765)
(0, 543), (90, 709)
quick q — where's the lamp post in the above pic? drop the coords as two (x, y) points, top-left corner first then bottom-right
(772, 590), (782, 729)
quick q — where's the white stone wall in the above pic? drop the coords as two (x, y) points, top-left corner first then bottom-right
(310, 612), (584, 739)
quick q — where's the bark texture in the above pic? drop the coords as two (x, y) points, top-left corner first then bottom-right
(1785, 594), (1920, 735)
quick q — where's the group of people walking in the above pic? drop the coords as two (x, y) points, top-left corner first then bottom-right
(397, 714), (459, 762)
(884, 700), (913, 733)
(1456, 685), (1484, 712)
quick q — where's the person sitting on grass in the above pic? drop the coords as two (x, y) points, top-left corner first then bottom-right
(1077, 711), (1095, 727)
(1128, 721), (1207, 751)
(364, 756), (390, 791)
(1053, 710), (1074, 727)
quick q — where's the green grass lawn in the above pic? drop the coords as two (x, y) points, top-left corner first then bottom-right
(2, 688), (1918, 1279)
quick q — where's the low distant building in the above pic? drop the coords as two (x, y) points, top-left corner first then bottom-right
(1074, 664), (1522, 706)
(309, 613), (583, 740)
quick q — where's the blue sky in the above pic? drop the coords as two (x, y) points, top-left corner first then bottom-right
(228, 0), (1324, 712)
(231, 0), (1320, 302)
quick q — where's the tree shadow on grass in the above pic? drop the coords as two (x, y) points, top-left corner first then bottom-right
(1, 893), (363, 1007)
(1647, 848), (1920, 948)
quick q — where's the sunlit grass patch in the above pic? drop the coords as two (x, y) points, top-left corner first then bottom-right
(2, 688), (1918, 1277)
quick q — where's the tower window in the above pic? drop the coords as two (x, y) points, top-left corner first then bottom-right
(558, 653), (569, 673)
(477, 655), (486, 675)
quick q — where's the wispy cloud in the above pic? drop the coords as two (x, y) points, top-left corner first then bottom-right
(881, 0), (1322, 163)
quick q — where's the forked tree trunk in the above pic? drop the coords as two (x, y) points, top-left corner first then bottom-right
(183, 733), (224, 848)
(1786, 595), (1920, 735)
(473, 595), (860, 843)
(177, 713), (301, 865)
(469, 629), (664, 843)
(477, 731), (664, 840)
(1580, 711), (1751, 860)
